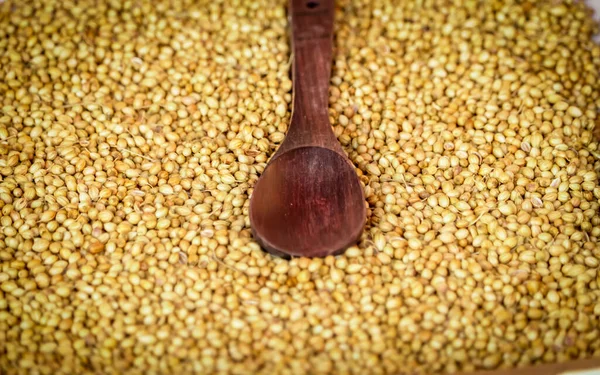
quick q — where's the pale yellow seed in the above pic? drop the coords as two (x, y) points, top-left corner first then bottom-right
(98, 210), (114, 223)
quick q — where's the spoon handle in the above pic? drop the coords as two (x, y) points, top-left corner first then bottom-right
(286, 0), (339, 148)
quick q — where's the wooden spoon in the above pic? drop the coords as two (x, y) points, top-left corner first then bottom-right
(249, 0), (366, 258)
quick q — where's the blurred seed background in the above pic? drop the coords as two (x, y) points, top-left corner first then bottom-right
(0, 0), (600, 374)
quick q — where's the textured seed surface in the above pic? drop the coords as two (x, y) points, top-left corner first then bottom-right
(1, 0), (600, 374)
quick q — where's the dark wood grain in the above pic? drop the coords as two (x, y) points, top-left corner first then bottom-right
(249, 0), (366, 258)
(270, 0), (344, 161)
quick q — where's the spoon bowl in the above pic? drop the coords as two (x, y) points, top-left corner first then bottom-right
(249, 0), (366, 258)
(250, 146), (365, 258)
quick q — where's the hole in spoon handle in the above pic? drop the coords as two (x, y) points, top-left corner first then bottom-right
(290, 0), (334, 43)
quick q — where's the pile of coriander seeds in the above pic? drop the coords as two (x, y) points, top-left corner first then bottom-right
(1, 0), (600, 374)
